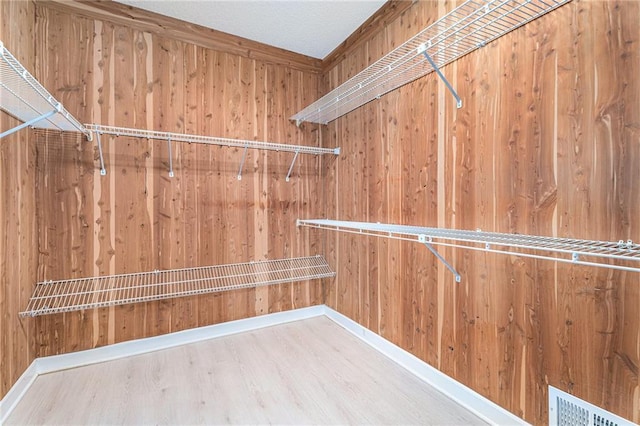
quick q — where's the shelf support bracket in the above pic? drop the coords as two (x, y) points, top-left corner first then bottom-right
(94, 131), (107, 176)
(419, 45), (463, 109)
(419, 235), (461, 282)
(237, 144), (248, 180)
(0, 109), (58, 139)
(286, 150), (300, 182)
(167, 137), (174, 178)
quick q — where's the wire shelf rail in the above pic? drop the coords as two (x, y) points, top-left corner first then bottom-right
(86, 124), (340, 179)
(297, 219), (640, 274)
(290, 0), (571, 125)
(20, 255), (335, 317)
(86, 124), (340, 155)
(0, 41), (90, 139)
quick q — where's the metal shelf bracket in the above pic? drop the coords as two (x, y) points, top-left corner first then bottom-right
(94, 131), (107, 176)
(237, 144), (248, 180)
(419, 234), (461, 282)
(286, 150), (300, 182)
(167, 136), (174, 178)
(0, 108), (57, 139)
(418, 44), (462, 109)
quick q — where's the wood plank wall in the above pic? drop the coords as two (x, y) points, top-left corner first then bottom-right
(0, 2), (324, 399)
(31, 3), (324, 354)
(323, 0), (640, 424)
(2, 1), (639, 423)
(0, 1), (38, 401)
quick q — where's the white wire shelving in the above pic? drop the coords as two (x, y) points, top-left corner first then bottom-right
(0, 41), (91, 139)
(0, 38), (339, 177)
(86, 124), (339, 155)
(291, 0), (572, 125)
(20, 255), (335, 317)
(86, 124), (340, 180)
(297, 219), (640, 277)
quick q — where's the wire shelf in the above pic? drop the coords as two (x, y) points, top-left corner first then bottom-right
(20, 255), (335, 317)
(0, 41), (90, 138)
(291, 0), (571, 124)
(86, 124), (340, 156)
(297, 219), (640, 273)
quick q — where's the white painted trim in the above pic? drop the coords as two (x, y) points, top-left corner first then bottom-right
(2, 304), (526, 426)
(0, 360), (39, 424)
(34, 305), (325, 375)
(323, 306), (530, 426)
(0, 305), (324, 424)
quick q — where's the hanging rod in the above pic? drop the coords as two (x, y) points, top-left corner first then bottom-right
(86, 124), (340, 155)
(20, 255), (335, 317)
(291, 0), (572, 125)
(297, 219), (640, 274)
(0, 41), (91, 139)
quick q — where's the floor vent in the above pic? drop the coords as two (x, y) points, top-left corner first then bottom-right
(549, 386), (635, 426)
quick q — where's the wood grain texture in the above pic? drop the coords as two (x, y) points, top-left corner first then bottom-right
(0, 2), (325, 395)
(37, 0), (322, 74)
(6, 317), (487, 425)
(323, 1), (640, 424)
(3, 2), (639, 423)
(0, 0), (38, 401)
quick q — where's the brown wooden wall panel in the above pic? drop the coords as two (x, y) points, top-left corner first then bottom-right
(322, 1), (639, 424)
(2, 1), (639, 422)
(22, 4), (323, 367)
(38, 0), (322, 74)
(0, 0), (38, 400)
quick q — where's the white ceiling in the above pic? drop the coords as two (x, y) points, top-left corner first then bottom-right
(115, 0), (387, 59)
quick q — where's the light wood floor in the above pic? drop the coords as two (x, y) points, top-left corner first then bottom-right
(7, 316), (487, 425)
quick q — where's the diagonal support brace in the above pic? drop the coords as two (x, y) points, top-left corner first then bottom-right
(418, 44), (462, 109)
(424, 242), (461, 282)
(94, 131), (107, 176)
(419, 234), (461, 282)
(285, 150), (300, 182)
(167, 137), (174, 178)
(0, 109), (58, 139)
(237, 144), (248, 180)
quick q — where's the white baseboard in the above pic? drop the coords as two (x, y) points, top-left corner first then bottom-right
(323, 306), (529, 426)
(34, 305), (325, 375)
(2, 304), (526, 425)
(0, 360), (39, 424)
(0, 305), (324, 424)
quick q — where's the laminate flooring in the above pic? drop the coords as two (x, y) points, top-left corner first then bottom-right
(6, 316), (487, 425)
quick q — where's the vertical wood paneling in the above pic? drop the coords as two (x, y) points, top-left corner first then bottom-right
(5, 2), (324, 392)
(3, 3), (638, 424)
(616, 0), (640, 418)
(0, 0), (37, 400)
(324, 1), (640, 424)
